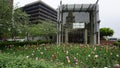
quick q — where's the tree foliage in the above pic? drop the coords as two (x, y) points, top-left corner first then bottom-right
(0, 0), (29, 40)
(10, 9), (29, 38)
(100, 27), (114, 39)
(0, 0), (12, 39)
(28, 21), (57, 37)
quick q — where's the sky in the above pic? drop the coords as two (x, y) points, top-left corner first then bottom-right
(14, 0), (120, 38)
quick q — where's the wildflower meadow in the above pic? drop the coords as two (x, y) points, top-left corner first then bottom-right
(0, 44), (120, 68)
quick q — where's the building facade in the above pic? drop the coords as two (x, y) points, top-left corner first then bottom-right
(57, 3), (100, 44)
(22, 0), (57, 24)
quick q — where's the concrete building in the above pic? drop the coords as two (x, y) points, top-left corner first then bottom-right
(57, 1), (100, 44)
(22, 0), (57, 24)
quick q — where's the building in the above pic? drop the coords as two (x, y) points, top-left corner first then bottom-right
(22, 0), (57, 24)
(57, 2), (100, 44)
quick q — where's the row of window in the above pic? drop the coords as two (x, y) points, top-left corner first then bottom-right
(23, 2), (57, 23)
(29, 14), (56, 22)
(27, 9), (57, 19)
(24, 3), (57, 16)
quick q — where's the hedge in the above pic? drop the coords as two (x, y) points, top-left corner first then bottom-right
(114, 42), (120, 47)
(0, 40), (55, 49)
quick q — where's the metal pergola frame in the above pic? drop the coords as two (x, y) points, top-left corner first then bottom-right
(57, 0), (100, 44)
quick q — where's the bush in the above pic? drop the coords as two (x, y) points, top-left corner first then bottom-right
(118, 39), (120, 42)
(0, 40), (55, 49)
(0, 53), (69, 68)
(114, 42), (120, 47)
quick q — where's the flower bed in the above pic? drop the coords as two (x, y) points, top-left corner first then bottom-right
(1, 44), (120, 68)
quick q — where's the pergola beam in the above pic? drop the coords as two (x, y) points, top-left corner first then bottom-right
(79, 4), (83, 12)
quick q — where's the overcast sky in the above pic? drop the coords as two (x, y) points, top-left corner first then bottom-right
(14, 0), (120, 38)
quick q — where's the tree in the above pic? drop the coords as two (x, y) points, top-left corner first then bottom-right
(0, 0), (29, 40)
(10, 9), (29, 39)
(0, 0), (12, 40)
(28, 21), (57, 40)
(100, 27), (114, 40)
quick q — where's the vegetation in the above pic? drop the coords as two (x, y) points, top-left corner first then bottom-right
(100, 27), (114, 40)
(114, 42), (120, 47)
(114, 40), (120, 47)
(0, 1), (119, 68)
(1, 44), (120, 68)
(0, 53), (68, 68)
(0, 0), (29, 40)
(0, 0), (56, 41)
(0, 0), (13, 39)
(28, 20), (57, 40)
(0, 40), (55, 49)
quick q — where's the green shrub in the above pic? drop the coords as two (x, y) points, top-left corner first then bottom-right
(118, 39), (120, 42)
(0, 40), (55, 49)
(114, 42), (120, 47)
(0, 53), (70, 68)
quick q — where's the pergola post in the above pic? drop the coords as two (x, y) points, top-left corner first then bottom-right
(65, 29), (68, 43)
(84, 25), (88, 44)
(90, 12), (95, 44)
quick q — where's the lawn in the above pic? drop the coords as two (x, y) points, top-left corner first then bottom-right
(0, 44), (120, 68)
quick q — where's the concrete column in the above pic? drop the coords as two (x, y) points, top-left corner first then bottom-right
(84, 28), (88, 44)
(61, 11), (63, 43)
(90, 12), (94, 45)
(57, 23), (61, 44)
(98, 30), (100, 44)
(59, 24), (61, 44)
(98, 22), (100, 44)
(61, 24), (64, 43)
(65, 29), (68, 43)
(57, 23), (59, 44)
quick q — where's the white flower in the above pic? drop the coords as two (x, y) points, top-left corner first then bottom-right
(88, 54), (91, 57)
(110, 53), (113, 55)
(66, 50), (69, 54)
(76, 53), (79, 55)
(35, 57), (39, 61)
(50, 59), (53, 62)
(104, 67), (108, 68)
(80, 61), (83, 64)
(94, 47), (96, 51)
(32, 53), (34, 56)
(40, 52), (43, 55)
(26, 56), (29, 58)
(116, 54), (119, 57)
(91, 51), (95, 54)
(94, 55), (98, 58)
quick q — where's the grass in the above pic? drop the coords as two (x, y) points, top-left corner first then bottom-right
(0, 44), (120, 68)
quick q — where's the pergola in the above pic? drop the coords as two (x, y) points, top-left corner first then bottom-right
(57, 0), (100, 44)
